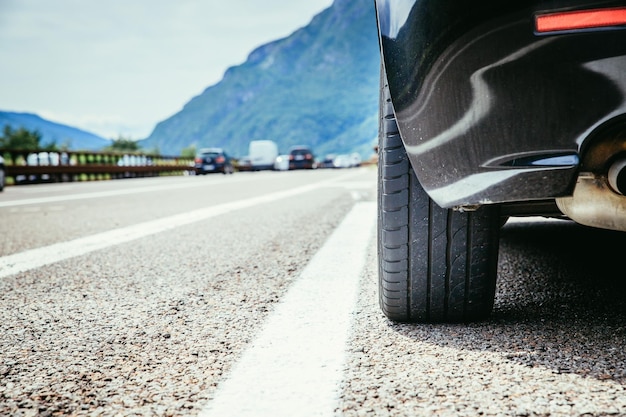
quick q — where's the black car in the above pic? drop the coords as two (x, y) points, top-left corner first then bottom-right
(376, 1), (626, 323)
(194, 148), (234, 175)
(288, 146), (315, 170)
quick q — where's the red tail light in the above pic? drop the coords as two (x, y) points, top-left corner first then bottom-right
(216, 156), (225, 163)
(289, 155), (294, 160)
(305, 154), (312, 160)
(194, 157), (202, 164)
(536, 7), (626, 33)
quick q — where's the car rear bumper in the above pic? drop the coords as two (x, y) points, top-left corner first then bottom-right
(289, 161), (314, 169)
(195, 164), (225, 173)
(376, 0), (626, 208)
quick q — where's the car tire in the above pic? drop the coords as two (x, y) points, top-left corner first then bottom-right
(378, 66), (501, 323)
(0, 167), (4, 192)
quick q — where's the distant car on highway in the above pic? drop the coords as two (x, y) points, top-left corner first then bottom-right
(237, 156), (253, 172)
(194, 148), (234, 175)
(249, 140), (279, 171)
(332, 154), (352, 169)
(319, 154), (337, 169)
(349, 152), (362, 167)
(288, 145), (315, 170)
(0, 155), (5, 191)
(274, 154), (289, 171)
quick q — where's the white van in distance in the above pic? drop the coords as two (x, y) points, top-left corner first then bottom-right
(248, 140), (279, 171)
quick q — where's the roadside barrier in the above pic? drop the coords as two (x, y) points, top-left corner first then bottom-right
(1, 149), (194, 185)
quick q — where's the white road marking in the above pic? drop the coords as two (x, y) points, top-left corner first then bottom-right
(0, 175), (262, 208)
(198, 202), (376, 417)
(0, 172), (364, 279)
(0, 171), (375, 208)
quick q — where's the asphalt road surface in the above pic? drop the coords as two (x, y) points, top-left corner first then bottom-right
(1, 167), (625, 416)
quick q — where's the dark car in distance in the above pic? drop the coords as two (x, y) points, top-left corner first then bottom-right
(194, 148), (234, 175)
(376, 0), (626, 323)
(288, 146), (315, 170)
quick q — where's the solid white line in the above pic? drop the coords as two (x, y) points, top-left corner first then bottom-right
(198, 202), (376, 417)
(0, 172), (362, 279)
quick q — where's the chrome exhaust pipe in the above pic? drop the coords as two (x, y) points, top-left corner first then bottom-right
(557, 172), (626, 232)
(608, 158), (626, 195)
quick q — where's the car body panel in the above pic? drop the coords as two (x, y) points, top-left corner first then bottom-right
(375, 0), (626, 208)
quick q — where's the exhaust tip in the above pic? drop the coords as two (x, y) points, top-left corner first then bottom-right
(608, 158), (626, 195)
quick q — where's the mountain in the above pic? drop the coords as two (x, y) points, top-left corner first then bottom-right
(140, 0), (380, 160)
(0, 111), (111, 151)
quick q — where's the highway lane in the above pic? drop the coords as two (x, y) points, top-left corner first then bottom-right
(0, 170), (371, 277)
(0, 168), (378, 416)
(2, 167), (626, 416)
(0, 169), (366, 256)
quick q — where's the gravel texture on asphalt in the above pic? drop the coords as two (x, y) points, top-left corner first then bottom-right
(0, 190), (354, 416)
(337, 220), (626, 417)
(4, 179), (626, 416)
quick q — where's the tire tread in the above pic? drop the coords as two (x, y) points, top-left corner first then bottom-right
(377, 64), (500, 323)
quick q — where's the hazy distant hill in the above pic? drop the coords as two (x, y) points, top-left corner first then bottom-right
(0, 111), (110, 151)
(140, 0), (380, 159)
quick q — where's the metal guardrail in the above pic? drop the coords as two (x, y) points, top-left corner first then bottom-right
(1, 149), (195, 185)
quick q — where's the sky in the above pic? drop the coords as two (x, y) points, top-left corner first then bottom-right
(0, 0), (334, 140)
